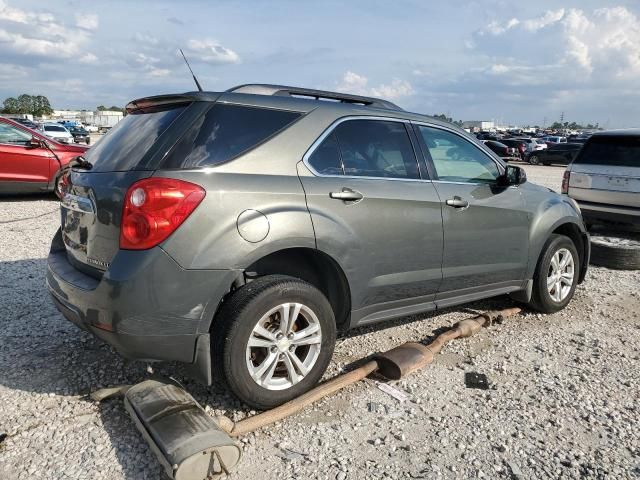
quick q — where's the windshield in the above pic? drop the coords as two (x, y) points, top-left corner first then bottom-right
(45, 125), (67, 132)
(575, 136), (640, 167)
(83, 104), (188, 172)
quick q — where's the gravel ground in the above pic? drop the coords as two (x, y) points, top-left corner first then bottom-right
(0, 166), (638, 480)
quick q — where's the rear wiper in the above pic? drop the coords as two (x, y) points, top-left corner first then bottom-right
(70, 156), (93, 170)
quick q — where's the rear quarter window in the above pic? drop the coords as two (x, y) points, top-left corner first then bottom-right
(162, 104), (302, 169)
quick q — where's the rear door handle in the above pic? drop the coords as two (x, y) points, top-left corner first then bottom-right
(330, 188), (363, 202)
(445, 197), (469, 209)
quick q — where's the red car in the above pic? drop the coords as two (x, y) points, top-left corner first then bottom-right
(0, 116), (89, 197)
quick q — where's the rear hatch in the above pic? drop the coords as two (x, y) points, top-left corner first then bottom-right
(568, 134), (640, 208)
(61, 100), (195, 276)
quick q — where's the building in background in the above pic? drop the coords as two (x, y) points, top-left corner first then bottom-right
(461, 120), (495, 132)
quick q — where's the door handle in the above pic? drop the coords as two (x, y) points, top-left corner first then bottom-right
(445, 197), (469, 209)
(330, 188), (363, 202)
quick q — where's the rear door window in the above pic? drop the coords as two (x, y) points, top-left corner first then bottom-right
(163, 104), (302, 169)
(575, 136), (640, 167)
(85, 104), (187, 172)
(333, 120), (419, 179)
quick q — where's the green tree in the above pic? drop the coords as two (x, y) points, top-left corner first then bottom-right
(32, 95), (53, 117)
(2, 97), (19, 114)
(1, 94), (53, 116)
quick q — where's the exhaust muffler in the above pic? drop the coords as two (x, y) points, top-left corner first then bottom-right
(124, 379), (241, 480)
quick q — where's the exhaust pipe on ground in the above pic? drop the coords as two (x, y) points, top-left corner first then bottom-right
(216, 307), (521, 437)
(96, 307), (521, 479)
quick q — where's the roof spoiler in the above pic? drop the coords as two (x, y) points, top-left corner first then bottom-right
(125, 93), (218, 113)
(226, 84), (403, 111)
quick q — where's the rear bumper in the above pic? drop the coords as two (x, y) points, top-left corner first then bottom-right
(577, 200), (640, 226)
(46, 230), (241, 383)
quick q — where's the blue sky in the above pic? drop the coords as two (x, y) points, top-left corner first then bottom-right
(1, 0), (639, 127)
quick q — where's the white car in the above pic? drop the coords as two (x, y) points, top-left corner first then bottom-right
(515, 137), (547, 152)
(544, 136), (567, 144)
(39, 123), (73, 144)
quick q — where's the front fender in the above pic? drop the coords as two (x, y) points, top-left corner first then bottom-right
(525, 191), (587, 280)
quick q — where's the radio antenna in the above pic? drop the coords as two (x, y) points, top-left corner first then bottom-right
(179, 48), (203, 92)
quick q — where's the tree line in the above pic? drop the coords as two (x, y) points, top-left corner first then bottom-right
(2, 94), (54, 117)
(1, 94), (126, 117)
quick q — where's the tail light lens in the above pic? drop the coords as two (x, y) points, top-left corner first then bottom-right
(561, 170), (571, 194)
(120, 178), (205, 250)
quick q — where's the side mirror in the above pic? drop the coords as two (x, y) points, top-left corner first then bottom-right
(29, 137), (43, 148)
(498, 164), (527, 186)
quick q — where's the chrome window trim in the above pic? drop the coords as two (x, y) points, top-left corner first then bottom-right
(302, 115), (431, 183)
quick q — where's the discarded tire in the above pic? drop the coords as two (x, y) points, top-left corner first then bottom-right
(590, 229), (640, 270)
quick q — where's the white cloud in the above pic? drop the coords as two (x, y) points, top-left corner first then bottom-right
(148, 68), (170, 77)
(523, 9), (565, 31)
(336, 71), (414, 100)
(133, 32), (159, 46)
(187, 39), (240, 64)
(473, 7), (640, 80)
(0, 1), (98, 61)
(79, 53), (98, 64)
(75, 13), (98, 30)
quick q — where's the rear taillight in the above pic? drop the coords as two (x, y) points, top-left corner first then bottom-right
(561, 170), (571, 194)
(120, 178), (205, 250)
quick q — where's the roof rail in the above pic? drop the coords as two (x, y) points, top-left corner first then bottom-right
(226, 84), (403, 111)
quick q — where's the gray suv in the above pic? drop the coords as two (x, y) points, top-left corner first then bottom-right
(47, 84), (589, 408)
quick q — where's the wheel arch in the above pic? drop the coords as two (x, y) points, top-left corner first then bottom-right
(529, 215), (589, 284)
(242, 247), (352, 331)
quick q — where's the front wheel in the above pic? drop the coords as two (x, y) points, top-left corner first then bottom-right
(529, 154), (540, 165)
(529, 234), (579, 313)
(212, 275), (336, 409)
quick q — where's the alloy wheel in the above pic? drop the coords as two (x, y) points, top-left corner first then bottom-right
(246, 302), (322, 391)
(547, 248), (575, 302)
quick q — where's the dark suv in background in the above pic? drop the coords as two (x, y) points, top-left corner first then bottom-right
(47, 84), (589, 408)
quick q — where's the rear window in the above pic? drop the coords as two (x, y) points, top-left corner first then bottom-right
(83, 104), (187, 172)
(575, 136), (640, 167)
(163, 104), (302, 169)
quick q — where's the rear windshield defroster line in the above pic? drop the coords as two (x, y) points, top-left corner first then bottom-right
(82, 104), (188, 172)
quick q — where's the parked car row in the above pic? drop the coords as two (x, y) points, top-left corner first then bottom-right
(7, 118), (94, 144)
(0, 116), (89, 196)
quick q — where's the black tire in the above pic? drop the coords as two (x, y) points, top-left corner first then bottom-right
(53, 174), (64, 199)
(529, 234), (580, 314)
(529, 155), (540, 165)
(212, 275), (336, 409)
(590, 230), (640, 270)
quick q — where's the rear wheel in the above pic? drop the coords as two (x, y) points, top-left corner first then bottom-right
(529, 234), (579, 313)
(212, 275), (336, 409)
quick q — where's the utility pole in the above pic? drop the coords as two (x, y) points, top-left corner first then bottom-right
(560, 112), (564, 124)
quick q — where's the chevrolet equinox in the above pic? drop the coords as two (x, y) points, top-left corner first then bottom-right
(47, 84), (590, 408)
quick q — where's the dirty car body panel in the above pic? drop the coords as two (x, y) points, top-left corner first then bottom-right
(47, 86), (589, 385)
